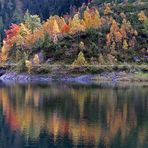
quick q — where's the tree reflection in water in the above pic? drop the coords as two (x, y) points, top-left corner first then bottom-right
(0, 82), (147, 148)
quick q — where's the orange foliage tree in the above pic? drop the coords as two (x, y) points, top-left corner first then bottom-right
(4, 24), (20, 47)
(104, 4), (112, 15)
(138, 11), (147, 21)
(84, 7), (101, 29)
(0, 24), (20, 62)
(106, 18), (138, 51)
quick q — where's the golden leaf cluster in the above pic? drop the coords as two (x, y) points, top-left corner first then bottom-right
(72, 51), (88, 66)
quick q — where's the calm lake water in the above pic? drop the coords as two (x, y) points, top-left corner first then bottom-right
(0, 82), (147, 148)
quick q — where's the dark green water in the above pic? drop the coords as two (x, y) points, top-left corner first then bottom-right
(0, 82), (147, 148)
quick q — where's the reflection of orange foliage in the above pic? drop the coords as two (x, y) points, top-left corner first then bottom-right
(0, 85), (145, 147)
(5, 108), (20, 131)
(47, 114), (101, 145)
(0, 89), (20, 131)
(138, 128), (145, 145)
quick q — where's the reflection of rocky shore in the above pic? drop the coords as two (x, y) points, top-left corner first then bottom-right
(0, 83), (147, 147)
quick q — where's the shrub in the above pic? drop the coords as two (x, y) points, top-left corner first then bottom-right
(33, 54), (40, 66)
(35, 64), (50, 74)
(13, 51), (29, 73)
(25, 60), (33, 74)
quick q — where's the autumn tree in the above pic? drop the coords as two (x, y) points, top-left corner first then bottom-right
(122, 40), (128, 50)
(72, 51), (88, 66)
(24, 11), (41, 33)
(110, 20), (119, 33)
(104, 4), (112, 15)
(61, 24), (70, 33)
(24, 26), (44, 48)
(106, 18), (137, 53)
(0, 24), (20, 62)
(33, 54), (40, 66)
(138, 11), (148, 33)
(69, 13), (86, 33)
(138, 11), (147, 22)
(16, 23), (31, 46)
(4, 24), (20, 47)
(0, 41), (9, 62)
(25, 60), (32, 74)
(106, 20), (121, 47)
(83, 7), (101, 29)
(53, 19), (60, 34)
(19, 23), (30, 37)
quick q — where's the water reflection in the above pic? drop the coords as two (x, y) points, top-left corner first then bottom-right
(0, 82), (147, 148)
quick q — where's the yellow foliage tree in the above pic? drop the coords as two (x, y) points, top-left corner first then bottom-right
(120, 24), (127, 39)
(19, 23), (30, 37)
(33, 54), (40, 65)
(72, 51), (88, 66)
(138, 11), (147, 21)
(53, 20), (60, 33)
(59, 17), (67, 29)
(16, 24), (30, 46)
(107, 20), (123, 45)
(1, 41), (9, 62)
(24, 26), (44, 48)
(114, 31), (123, 43)
(91, 9), (101, 28)
(98, 54), (106, 65)
(111, 42), (116, 50)
(70, 13), (86, 33)
(122, 40), (128, 50)
(110, 20), (119, 33)
(25, 60), (33, 74)
(107, 54), (117, 65)
(24, 34), (35, 48)
(83, 7), (92, 28)
(43, 17), (54, 35)
(84, 8), (101, 29)
(106, 33), (111, 46)
(104, 4), (112, 15)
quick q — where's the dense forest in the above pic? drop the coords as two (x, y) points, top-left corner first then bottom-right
(0, 0), (140, 43)
(0, 0), (148, 74)
(0, 0), (88, 42)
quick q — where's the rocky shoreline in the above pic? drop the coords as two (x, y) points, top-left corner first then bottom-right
(0, 71), (148, 85)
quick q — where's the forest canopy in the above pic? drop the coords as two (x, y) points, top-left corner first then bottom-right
(0, 0), (144, 43)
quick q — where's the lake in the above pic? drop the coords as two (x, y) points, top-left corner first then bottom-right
(0, 82), (147, 148)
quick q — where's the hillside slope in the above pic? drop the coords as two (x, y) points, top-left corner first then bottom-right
(0, 0), (87, 42)
(0, 1), (147, 74)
